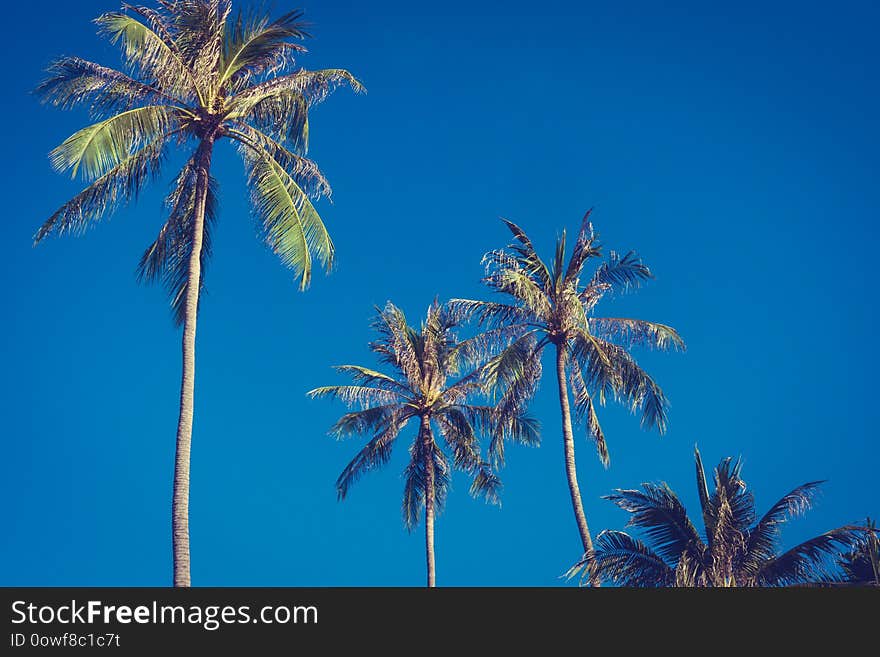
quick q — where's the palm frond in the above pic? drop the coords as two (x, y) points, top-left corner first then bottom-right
(326, 405), (404, 440)
(50, 106), (178, 181)
(482, 260), (551, 320)
(370, 303), (424, 388)
(136, 152), (218, 325)
(569, 359), (609, 466)
(95, 10), (199, 101)
(35, 131), (173, 243)
(221, 9), (308, 87)
(36, 57), (182, 116)
(499, 218), (553, 290)
(606, 484), (705, 565)
(336, 415), (406, 501)
(694, 446), (713, 539)
(708, 457), (755, 534)
(306, 385), (399, 407)
(469, 464), (503, 506)
(589, 337), (670, 433)
(581, 250), (653, 308)
(235, 133), (333, 289)
(571, 530), (675, 587)
(757, 527), (862, 586)
(433, 408), (481, 471)
(589, 317), (685, 352)
(331, 365), (411, 395)
(741, 481), (824, 574)
(563, 209), (601, 284)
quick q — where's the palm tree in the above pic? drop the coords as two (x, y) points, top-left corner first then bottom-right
(836, 519), (879, 586)
(34, 1), (362, 586)
(570, 447), (861, 587)
(308, 302), (539, 586)
(449, 213), (684, 559)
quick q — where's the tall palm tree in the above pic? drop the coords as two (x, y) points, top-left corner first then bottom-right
(34, 0), (362, 586)
(570, 448), (861, 587)
(308, 302), (539, 586)
(836, 519), (879, 586)
(449, 213), (684, 559)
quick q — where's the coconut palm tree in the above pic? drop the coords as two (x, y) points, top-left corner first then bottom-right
(308, 302), (539, 587)
(570, 448), (861, 587)
(836, 519), (879, 586)
(34, 0), (362, 586)
(449, 213), (684, 559)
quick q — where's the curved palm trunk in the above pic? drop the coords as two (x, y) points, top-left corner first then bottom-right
(554, 342), (595, 559)
(422, 415), (436, 588)
(172, 137), (215, 587)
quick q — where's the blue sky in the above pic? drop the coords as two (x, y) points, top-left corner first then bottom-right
(1, 0), (877, 586)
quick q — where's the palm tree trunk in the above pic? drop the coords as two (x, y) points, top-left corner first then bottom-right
(172, 137), (215, 587)
(555, 341), (595, 558)
(422, 415), (436, 588)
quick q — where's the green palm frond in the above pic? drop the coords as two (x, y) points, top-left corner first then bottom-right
(572, 530), (675, 587)
(221, 9), (308, 87)
(589, 317), (685, 352)
(694, 446), (713, 539)
(36, 57), (181, 115)
(707, 457), (755, 536)
(469, 464), (503, 506)
(236, 134), (333, 289)
(482, 254), (551, 319)
(563, 209), (601, 284)
(95, 10), (200, 101)
(326, 405), (404, 440)
(370, 303), (424, 387)
(166, 0), (230, 87)
(306, 385), (399, 407)
(36, 131), (173, 243)
(433, 408), (481, 471)
(569, 359), (609, 466)
(757, 527), (862, 586)
(499, 218), (553, 289)
(336, 416), (406, 501)
(332, 365), (411, 394)
(584, 250), (653, 298)
(740, 481), (825, 574)
(606, 484), (705, 565)
(588, 337), (670, 433)
(50, 106), (179, 180)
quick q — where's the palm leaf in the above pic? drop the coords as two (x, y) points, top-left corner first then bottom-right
(136, 152), (219, 325)
(50, 106), (178, 181)
(236, 134), (333, 290)
(35, 132), (173, 243)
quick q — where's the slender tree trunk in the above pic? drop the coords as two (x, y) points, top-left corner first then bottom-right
(422, 415), (436, 588)
(555, 341), (595, 558)
(172, 137), (215, 587)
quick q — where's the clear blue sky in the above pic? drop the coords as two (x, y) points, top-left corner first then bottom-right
(1, 0), (877, 586)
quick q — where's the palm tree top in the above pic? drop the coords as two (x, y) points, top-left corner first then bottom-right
(36, 0), (364, 319)
(308, 301), (539, 528)
(449, 213), (685, 466)
(572, 446), (862, 587)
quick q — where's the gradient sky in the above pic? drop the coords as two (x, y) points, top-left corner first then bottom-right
(1, 0), (877, 586)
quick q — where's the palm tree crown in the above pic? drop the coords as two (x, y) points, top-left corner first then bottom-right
(572, 448), (861, 587)
(452, 214), (684, 466)
(36, 0), (363, 311)
(449, 213), (683, 557)
(308, 302), (539, 585)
